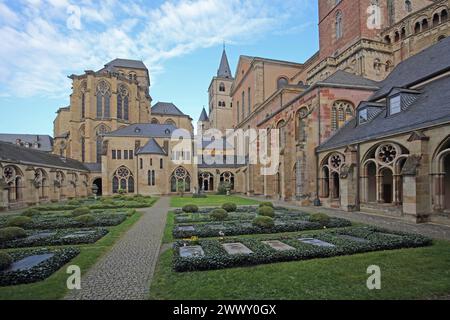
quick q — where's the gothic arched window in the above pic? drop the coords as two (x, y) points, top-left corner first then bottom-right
(331, 101), (354, 132)
(112, 166), (134, 193)
(80, 81), (87, 119)
(336, 11), (343, 39)
(277, 77), (288, 89)
(96, 80), (111, 119)
(170, 167), (191, 192)
(117, 84), (129, 121)
(219, 82), (225, 92)
(96, 124), (110, 163)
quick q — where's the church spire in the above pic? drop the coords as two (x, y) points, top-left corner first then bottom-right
(217, 46), (232, 79)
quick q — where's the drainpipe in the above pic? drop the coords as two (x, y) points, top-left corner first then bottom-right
(314, 87), (322, 206)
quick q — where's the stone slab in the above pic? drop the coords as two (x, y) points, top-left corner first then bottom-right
(337, 235), (369, 243)
(262, 240), (295, 251)
(179, 245), (205, 258)
(299, 238), (335, 247)
(6, 253), (54, 272)
(177, 225), (195, 232)
(222, 243), (253, 255)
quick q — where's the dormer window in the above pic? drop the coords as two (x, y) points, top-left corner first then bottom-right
(359, 109), (368, 124)
(134, 127), (141, 133)
(389, 95), (401, 115)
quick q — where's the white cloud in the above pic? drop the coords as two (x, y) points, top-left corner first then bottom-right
(0, 0), (309, 98)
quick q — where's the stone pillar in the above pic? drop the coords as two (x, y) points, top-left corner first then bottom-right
(393, 174), (402, 205)
(340, 164), (358, 212)
(433, 174), (445, 211)
(0, 179), (8, 211)
(360, 174), (367, 203)
(376, 174), (383, 203)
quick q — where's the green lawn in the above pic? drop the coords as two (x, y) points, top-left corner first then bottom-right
(149, 239), (450, 300)
(0, 211), (143, 300)
(170, 195), (260, 208)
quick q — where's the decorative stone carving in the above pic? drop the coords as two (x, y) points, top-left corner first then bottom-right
(340, 163), (355, 179)
(401, 155), (422, 176)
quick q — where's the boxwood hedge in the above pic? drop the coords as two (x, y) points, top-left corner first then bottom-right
(173, 226), (432, 272)
(0, 213), (127, 230)
(0, 228), (108, 249)
(0, 247), (80, 286)
(173, 216), (351, 239)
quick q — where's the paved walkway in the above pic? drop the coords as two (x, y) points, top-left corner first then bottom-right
(65, 197), (169, 300)
(244, 195), (450, 241)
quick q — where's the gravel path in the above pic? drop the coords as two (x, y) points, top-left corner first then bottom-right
(243, 195), (450, 241)
(65, 197), (169, 300)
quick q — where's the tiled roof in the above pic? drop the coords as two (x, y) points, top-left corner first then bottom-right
(320, 70), (379, 88)
(105, 124), (178, 138)
(199, 108), (209, 122)
(371, 37), (450, 100)
(0, 141), (88, 171)
(136, 138), (166, 155)
(151, 102), (186, 116)
(104, 58), (147, 71)
(0, 134), (53, 152)
(83, 163), (102, 172)
(317, 75), (450, 151)
(217, 49), (232, 79)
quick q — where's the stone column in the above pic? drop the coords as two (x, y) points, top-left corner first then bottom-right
(0, 179), (8, 211)
(393, 174), (402, 205)
(376, 174), (383, 203)
(433, 174), (445, 211)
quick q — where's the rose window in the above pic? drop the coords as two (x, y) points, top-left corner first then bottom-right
(117, 167), (130, 178)
(378, 144), (397, 164)
(175, 167), (187, 179)
(330, 154), (342, 169)
(3, 167), (15, 182)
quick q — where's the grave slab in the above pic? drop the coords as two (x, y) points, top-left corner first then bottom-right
(338, 235), (369, 243)
(6, 253), (54, 272)
(262, 240), (295, 251)
(177, 226), (195, 232)
(222, 243), (253, 255)
(299, 238), (335, 247)
(179, 246), (205, 258)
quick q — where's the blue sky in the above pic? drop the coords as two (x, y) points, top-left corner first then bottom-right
(0, 0), (318, 135)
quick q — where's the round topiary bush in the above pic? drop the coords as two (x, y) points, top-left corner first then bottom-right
(222, 203), (237, 212)
(252, 216), (275, 228)
(182, 204), (199, 213)
(68, 199), (82, 205)
(74, 214), (95, 225)
(21, 208), (41, 217)
(71, 207), (91, 217)
(0, 252), (13, 271)
(0, 227), (27, 242)
(7, 216), (32, 228)
(257, 205), (275, 217)
(259, 202), (274, 208)
(210, 209), (228, 221)
(309, 213), (331, 225)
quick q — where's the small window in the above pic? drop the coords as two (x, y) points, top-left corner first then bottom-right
(112, 150), (117, 159)
(140, 158), (143, 169)
(150, 158), (153, 166)
(389, 95), (401, 115)
(219, 83), (225, 92)
(117, 150), (122, 160)
(129, 150), (134, 160)
(359, 109), (368, 124)
(124, 150), (129, 160)
(160, 158), (163, 169)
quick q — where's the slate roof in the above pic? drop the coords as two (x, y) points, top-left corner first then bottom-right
(317, 75), (450, 151)
(217, 49), (232, 79)
(0, 134), (54, 152)
(105, 124), (178, 138)
(136, 138), (166, 155)
(199, 108), (209, 122)
(83, 163), (102, 173)
(151, 102), (186, 116)
(0, 141), (88, 171)
(320, 70), (379, 88)
(104, 58), (148, 71)
(200, 137), (233, 150)
(371, 37), (450, 100)
(198, 155), (247, 169)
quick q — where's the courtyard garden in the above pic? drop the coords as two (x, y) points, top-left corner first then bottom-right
(170, 195), (260, 208)
(0, 195), (156, 299)
(150, 200), (450, 300)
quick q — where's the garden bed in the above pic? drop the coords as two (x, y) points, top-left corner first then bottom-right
(0, 247), (80, 286)
(173, 226), (432, 272)
(0, 228), (108, 249)
(0, 213), (128, 230)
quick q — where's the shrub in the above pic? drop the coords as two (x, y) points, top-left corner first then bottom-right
(259, 202), (274, 208)
(21, 208), (41, 217)
(74, 214), (95, 225)
(72, 207), (91, 217)
(127, 209), (138, 217)
(309, 213), (331, 225)
(7, 216), (32, 227)
(216, 182), (230, 195)
(182, 204), (199, 213)
(222, 203), (237, 212)
(257, 206), (275, 217)
(0, 227), (27, 242)
(252, 216), (275, 228)
(68, 199), (82, 205)
(210, 209), (228, 221)
(0, 252), (13, 271)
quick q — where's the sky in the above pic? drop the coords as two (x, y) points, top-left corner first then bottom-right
(0, 0), (319, 135)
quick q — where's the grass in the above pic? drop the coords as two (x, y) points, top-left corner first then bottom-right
(0, 211), (143, 300)
(163, 211), (175, 244)
(149, 239), (450, 300)
(170, 195), (260, 208)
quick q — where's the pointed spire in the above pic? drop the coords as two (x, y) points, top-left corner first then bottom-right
(199, 107), (209, 122)
(217, 46), (232, 79)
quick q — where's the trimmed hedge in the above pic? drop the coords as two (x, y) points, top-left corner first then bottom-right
(7, 216), (32, 228)
(210, 209), (228, 221)
(222, 203), (237, 212)
(259, 202), (274, 208)
(0, 227), (27, 242)
(0, 228), (108, 249)
(0, 252), (13, 271)
(21, 208), (41, 217)
(75, 214), (95, 225)
(173, 226), (433, 272)
(309, 213), (331, 225)
(257, 206), (275, 217)
(72, 207), (91, 217)
(0, 213), (127, 230)
(173, 217), (351, 239)
(253, 216), (275, 228)
(0, 248), (80, 286)
(182, 204), (199, 213)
